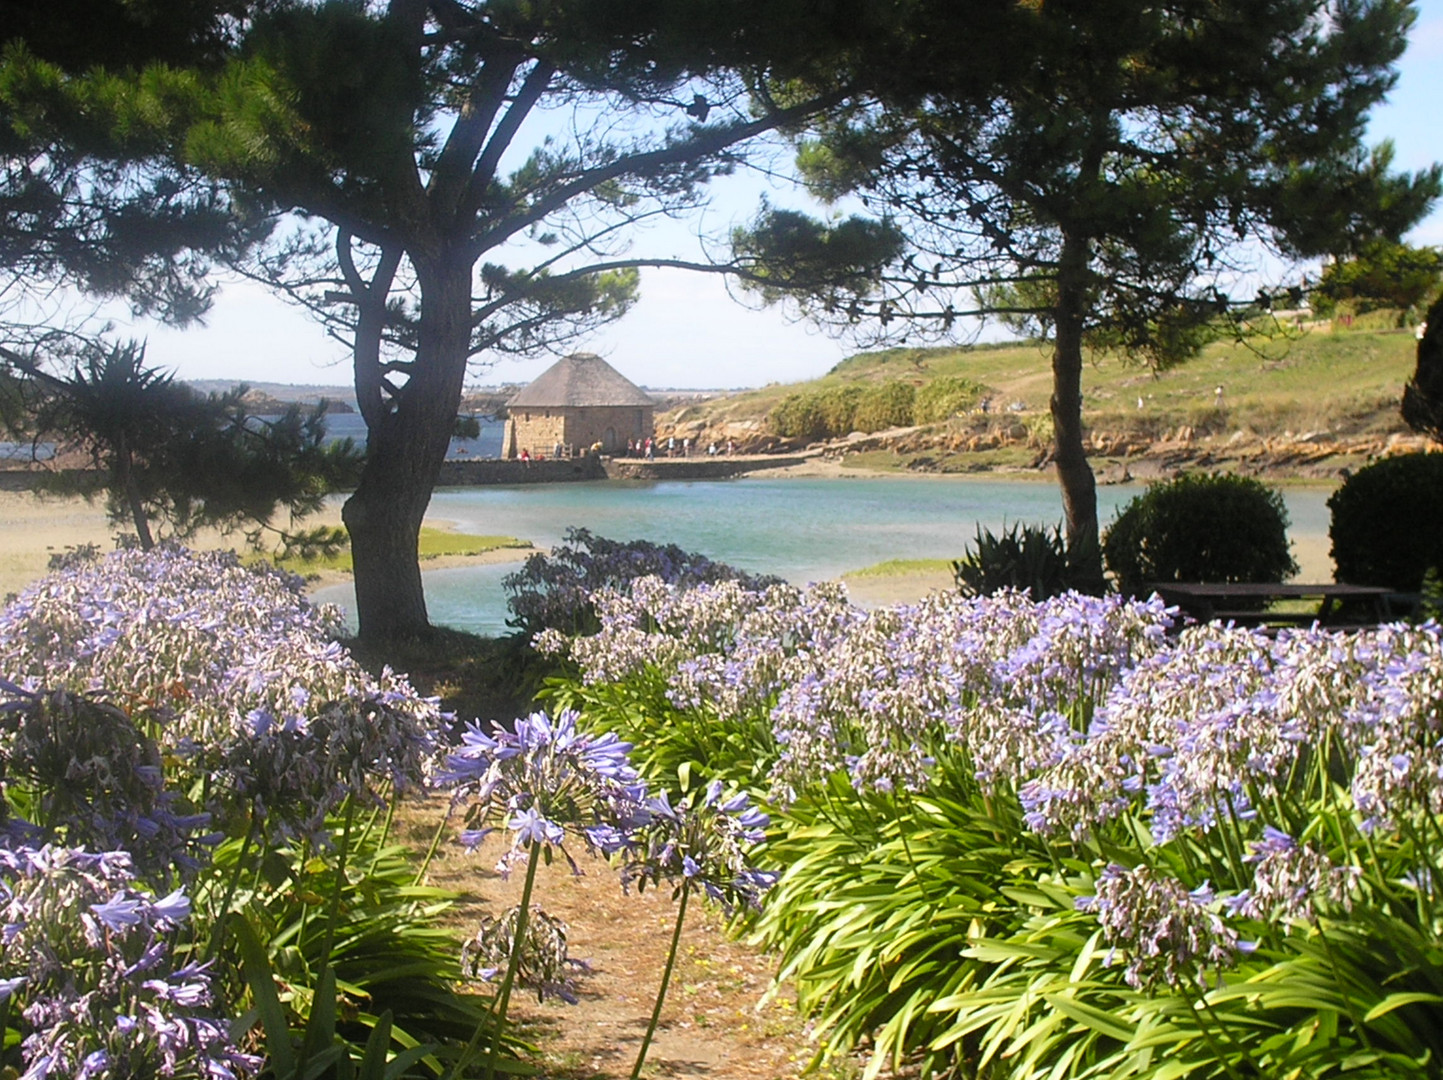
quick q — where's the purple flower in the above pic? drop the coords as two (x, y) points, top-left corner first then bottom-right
(151, 889), (190, 926)
(89, 894), (146, 932)
(438, 708), (647, 876)
(509, 807), (565, 849)
(2, 844), (259, 1079)
(459, 828), (495, 851)
(624, 784), (776, 912)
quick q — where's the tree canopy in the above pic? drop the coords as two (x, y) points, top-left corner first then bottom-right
(0, 0), (261, 334)
(737, 0), (1441, 568)
(0, 0), (897, 643)
(1312, 240), (1442, 320)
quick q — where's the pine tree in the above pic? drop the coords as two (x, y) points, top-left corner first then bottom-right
(737, 0), (1441, 573)
(26, 0), (885, 642)
(5, 339), (361, 550)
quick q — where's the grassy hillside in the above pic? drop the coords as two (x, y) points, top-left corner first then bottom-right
(663, 326), (1420, 448)
(663, 324), (1419, 473)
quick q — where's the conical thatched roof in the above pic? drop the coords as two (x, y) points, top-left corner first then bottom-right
(507, 353), (654, 408)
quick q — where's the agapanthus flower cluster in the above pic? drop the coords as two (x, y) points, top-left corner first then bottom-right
(541, 552), (1443, 992)
(1076, 863), (1250, 991)
(0, 545), (441, 841)
(766, 590), (1173, 799)
(0, 844), (261, 1079)
(1228, 827), (1357, 923)
(0, 685), (215, 879)
(1015, 620), (1443, 852)
(1342, 622), (1443, 832)
(1020, 624), (1280, 843)
(504, 527), (784, 639)
(554, 584), (1174, 801)
(623, 780), (778, 913)
(460, 904), (590, 1004)
(553, 575), (862, 721)
(438, 709), (647, 876)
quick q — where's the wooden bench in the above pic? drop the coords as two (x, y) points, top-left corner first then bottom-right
(1149, 582), (1396, 630)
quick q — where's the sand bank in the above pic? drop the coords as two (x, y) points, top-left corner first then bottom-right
(0, 491), (531, 600)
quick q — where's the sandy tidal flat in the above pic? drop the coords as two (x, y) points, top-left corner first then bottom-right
(0, 491), (145, 600)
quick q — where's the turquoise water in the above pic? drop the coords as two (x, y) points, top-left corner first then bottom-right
(314, 476), (1336, 636)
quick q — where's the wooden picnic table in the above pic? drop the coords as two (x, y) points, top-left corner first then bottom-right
(1149, 582), (1397, 628)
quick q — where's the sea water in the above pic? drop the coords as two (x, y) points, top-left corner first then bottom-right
(313, 476), (1336, 636)
(0, 412), (504, 463)
(319, 412), (506, 459)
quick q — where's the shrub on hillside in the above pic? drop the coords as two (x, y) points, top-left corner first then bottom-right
(768, 376), (991, 441)
(769, 381), (919, 440)
(769, 393), (829, 440)
(816, 385), (864, 434)
(1329, 452), (1443, 590)
(852, 380), (916, 432)
(913, 376), (987, 424)
(1103, 473), (1297, 593)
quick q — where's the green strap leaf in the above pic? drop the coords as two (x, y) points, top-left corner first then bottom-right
(233, 916), (296, 1077)
(1043, 992), (1137, 1043)
(1363, 992), (1443, 1021)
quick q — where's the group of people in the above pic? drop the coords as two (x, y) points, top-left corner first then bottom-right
(519, 435), (740, 462)
(622, 435), (738, 459)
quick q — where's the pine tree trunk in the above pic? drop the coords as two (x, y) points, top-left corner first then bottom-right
(1050, 230), (1102, 585)
(343, 260), (472, 645)
(115, 434), (155, 550)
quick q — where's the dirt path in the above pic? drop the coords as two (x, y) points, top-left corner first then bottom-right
(407, 818), (843, 1080)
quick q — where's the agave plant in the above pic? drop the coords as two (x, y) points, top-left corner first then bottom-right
(951, 521), (1103, 600)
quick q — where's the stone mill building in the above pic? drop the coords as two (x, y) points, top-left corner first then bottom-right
(502, 352), (655, 459)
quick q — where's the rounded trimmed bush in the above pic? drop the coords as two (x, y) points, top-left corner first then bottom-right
(1103, 472), (1297, 593)
(1328, 452), (1443, 590)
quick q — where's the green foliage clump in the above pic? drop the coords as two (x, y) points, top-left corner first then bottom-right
(953, 522), (1103, 600)
(1312, 241), (1442, 320)
(770, 379), (922, 440)
(770, 375), (987, 441)
(756, 761), (1053, 1078)
(912, 375), (986, 423)
(816, 384), (865, 433)
(229, 815), (488, 1066)
(1103, 473), (1297, 592)
(1402, 289), (1443, 441)
(852, 380), (915, 431)
(1328, 452), (1443, 590)
(768, 392), (828, 440)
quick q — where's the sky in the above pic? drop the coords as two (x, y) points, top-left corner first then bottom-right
(126, 1), (1443, 394)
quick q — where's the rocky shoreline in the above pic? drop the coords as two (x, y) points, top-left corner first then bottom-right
(652, 412), (1433, 486)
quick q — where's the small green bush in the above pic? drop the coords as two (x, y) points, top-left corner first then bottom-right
(1328, 452), (1443, 590)
(913, 376), (986, 424)
(769, 380), (919, 439)
(1103, 473), (1297, 593)
(952, 521), (1104, 600)
(769, 393), (829, 440)
(852, 380), (916, 432)
(816, 385), (864, 434)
